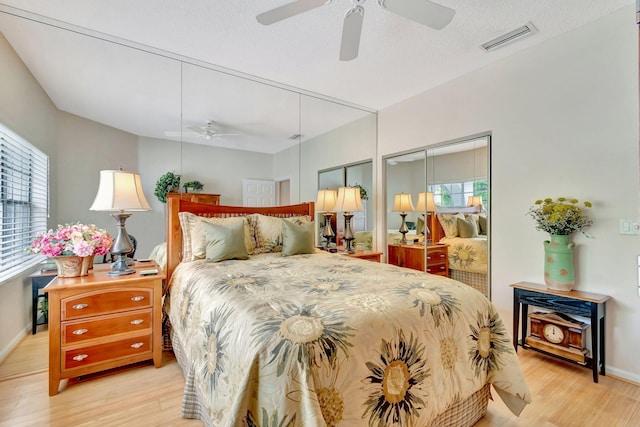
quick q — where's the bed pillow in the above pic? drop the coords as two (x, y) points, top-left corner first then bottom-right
(281, 220), (315, 256)
(250, 214), (311, 254)
(203, 221), (249, 262)
(437, 213), (465, 238)
(457, 216), (479, 238)
(178, 212), (253, 261)
(478, 214), (488, 235)
(416, 216), (426, 235)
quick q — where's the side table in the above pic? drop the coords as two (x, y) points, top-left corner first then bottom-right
(28, 269), (57, 334)
(510, 281), (610, 383)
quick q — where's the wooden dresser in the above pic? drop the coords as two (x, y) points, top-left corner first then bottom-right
(179, 192), (220, 205)
(44, 264), (164, 395)
(388, 244), (449, 276)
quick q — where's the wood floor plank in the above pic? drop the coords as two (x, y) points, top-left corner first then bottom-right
(0, 332), (638, 426)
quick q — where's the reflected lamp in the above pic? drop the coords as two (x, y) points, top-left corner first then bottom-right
(316, 189), (337, 249)
(467, 195), (483, 208)
(392, 193), (415, 244)
(334, 186), (363, 253)
(90, 169), (151, 276)
(415, 192), (436, 238)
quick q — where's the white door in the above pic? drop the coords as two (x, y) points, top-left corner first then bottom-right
(243, 179), (275, 207)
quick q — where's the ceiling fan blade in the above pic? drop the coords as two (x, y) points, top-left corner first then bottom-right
(339, 6), (364, 61)
(257, 0), (329, 25)
(378, 0), (455, 30)
(185, 124), (204, 133)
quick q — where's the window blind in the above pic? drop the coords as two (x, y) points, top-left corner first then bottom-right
(0, 127), (49, 282)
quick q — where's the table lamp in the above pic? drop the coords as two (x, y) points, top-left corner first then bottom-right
(416, 191), (436, 239)
(334, 186), (363, 253)
(90, 169), (151, 276)
(392, 193), (415, 244)
(316, 189), (337, 249)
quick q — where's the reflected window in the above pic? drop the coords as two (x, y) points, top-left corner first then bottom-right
(430, 179), (487, 207)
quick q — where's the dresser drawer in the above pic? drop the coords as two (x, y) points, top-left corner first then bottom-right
(63, 334), (152, 370)
(61, 288), (153, 320)
(426, 262), (448, 275)
(62, 309), (152, 345)
(426, 247), (447, 263)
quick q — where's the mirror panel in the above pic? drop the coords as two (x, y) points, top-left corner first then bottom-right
(385, 135), (490, 298)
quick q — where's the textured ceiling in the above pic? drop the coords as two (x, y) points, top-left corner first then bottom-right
(0, 1), (633, 152)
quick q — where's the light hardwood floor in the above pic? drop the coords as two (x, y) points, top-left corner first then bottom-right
(1, 330), (638, 426)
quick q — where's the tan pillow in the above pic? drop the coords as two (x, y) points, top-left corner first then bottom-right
(457, 216), (478, 238)
(250, 214), (311, 254)
(478, 214), (488, 235)
(178, 212), (253, 261)
(437, 213), (465, 238)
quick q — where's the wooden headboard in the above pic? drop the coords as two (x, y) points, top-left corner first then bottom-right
(165, 193), (315, 282)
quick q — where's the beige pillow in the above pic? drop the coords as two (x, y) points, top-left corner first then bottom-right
(281, 220), (315, 256)
(178, 212), (253, 261)
(203, 221), (249, 262)
(250, 214), (311, 254)
(457, 216), (478, 238)
(478, 214), (488, 235)
(437, 213), (465, 238)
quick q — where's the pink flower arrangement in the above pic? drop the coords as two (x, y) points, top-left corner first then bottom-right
(29, 223), (113, 258)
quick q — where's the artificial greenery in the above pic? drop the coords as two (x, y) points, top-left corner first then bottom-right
(154, 171), (181, 203)
(183, 180), (204, 192)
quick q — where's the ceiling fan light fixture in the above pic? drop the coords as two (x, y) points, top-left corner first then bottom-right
(481, 22), (537, 52)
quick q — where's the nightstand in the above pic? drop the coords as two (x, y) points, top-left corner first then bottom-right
(44, 264), (164, 395)
(347, 249), (382, 263)
(28, 269), (57, 334)
(387, 243), (449, 276)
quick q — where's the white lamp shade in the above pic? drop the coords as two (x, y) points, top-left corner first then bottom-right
(334, 186), (363, 212)
(392, 193), (415, 213)
(467, 195), (483, 207)
(316, 189), (338, 212)
(90, 170), (151, 211)
(415, 192), (436, 212)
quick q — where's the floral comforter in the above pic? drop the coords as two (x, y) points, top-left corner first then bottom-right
(166, 252), (530, 426)
(439, 236), (488, 274)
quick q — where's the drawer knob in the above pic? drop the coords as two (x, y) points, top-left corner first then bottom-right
(426, 256), (432, 260)
(130, 319), (144, 325)
(131, 296), (145, 302)
(131, 342), (144, 349)
(73, 354), (88, 361)
(72, 329), (88, 335)
(72, 303), (88, 310)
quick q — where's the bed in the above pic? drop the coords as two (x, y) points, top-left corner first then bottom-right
(163, 194), (530, 426)
(430, 207), (489, 296)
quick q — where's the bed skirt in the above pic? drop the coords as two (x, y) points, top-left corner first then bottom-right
(450, 269), (489, 297)
(170, 329), (490, 427)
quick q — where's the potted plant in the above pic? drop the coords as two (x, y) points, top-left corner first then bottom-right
(183, 180), (204, 193)
(154, 171), (181, 203)
(354, 183), (368, 200)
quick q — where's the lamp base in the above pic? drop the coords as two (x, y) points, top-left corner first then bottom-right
(108, 254), (135, 276)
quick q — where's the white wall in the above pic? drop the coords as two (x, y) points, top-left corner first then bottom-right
(0, 32), (59, 358)
(378, 6), (639, 381)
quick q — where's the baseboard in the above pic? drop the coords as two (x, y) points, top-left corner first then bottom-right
(606, 366), (640, 386)
(0, 327), (29, 364)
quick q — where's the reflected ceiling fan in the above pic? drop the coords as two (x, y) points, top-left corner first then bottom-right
(257, 0), (456, 61)
(165, 120), (239, 140)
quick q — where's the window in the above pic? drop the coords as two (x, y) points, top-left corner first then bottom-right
(429, 179), (487, 208)
(0, 125), (48, 282)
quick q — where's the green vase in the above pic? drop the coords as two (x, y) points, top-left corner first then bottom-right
(543, 234), (575, 291)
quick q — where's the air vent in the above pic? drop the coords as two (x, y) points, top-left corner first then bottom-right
(481, 22), (537, 52)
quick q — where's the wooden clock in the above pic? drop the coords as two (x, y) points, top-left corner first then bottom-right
(526, 311), (589, 365)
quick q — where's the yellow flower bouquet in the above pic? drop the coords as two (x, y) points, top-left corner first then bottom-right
(528, 197), (593, 236)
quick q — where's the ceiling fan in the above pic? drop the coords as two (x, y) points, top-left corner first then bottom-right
(165, 121), (239, 140)
(257, 0), (456, 61)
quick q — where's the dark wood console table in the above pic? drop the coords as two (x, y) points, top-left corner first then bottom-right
(510, 281), (610, 383)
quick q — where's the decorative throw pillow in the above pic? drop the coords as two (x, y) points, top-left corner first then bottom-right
(478, 214), (488, 235)
(203, 221), (249, 262)
(416, 216), (426, 235)
(437, 213), (465, 238)
(281, 220), (315, 256)
(250, 214), (311, 254)
(457, 216), (479, 238)
(178, 212), (253, 261)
